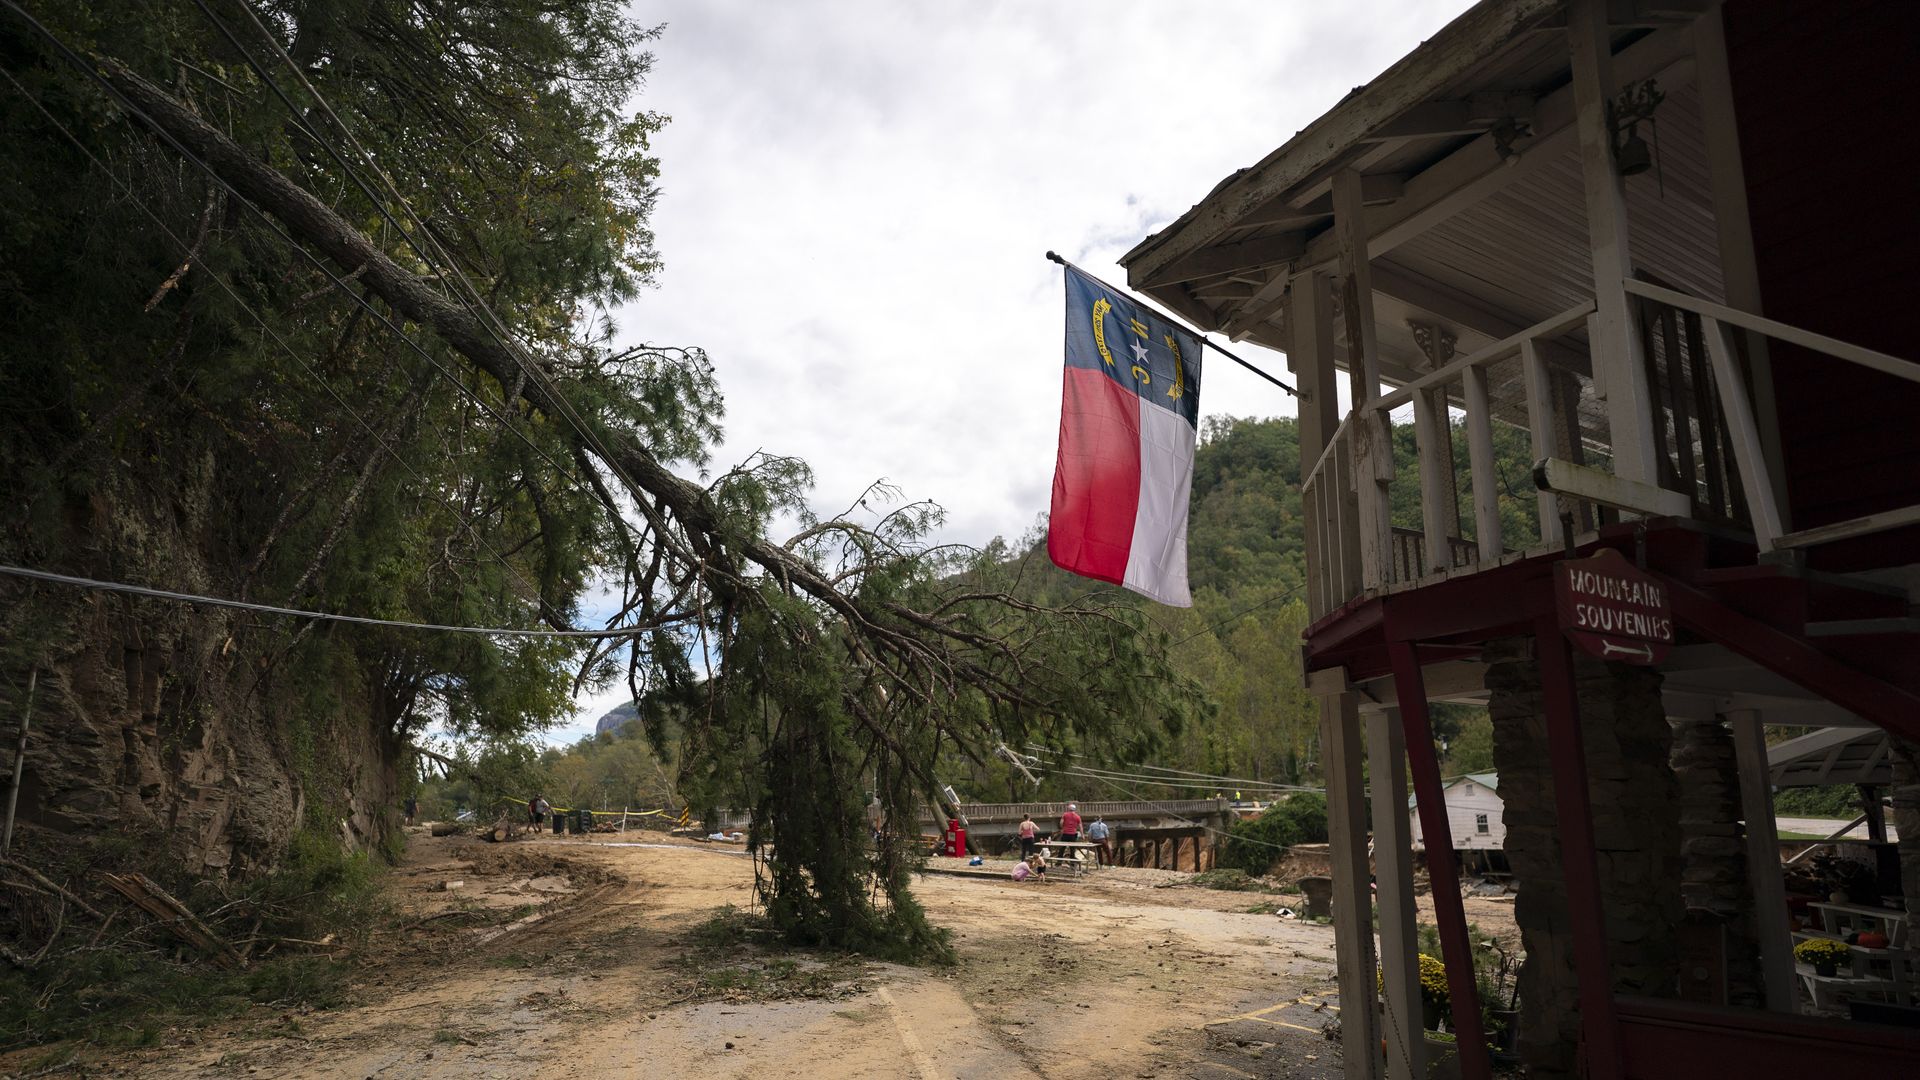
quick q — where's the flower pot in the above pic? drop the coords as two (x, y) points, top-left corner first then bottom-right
(1487, 1008), (1519, 1051)
(1814, 961), (1837, 977)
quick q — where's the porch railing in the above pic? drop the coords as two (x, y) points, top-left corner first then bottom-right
(1300, 279), (1920, 619)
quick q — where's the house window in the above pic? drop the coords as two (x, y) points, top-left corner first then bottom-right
(1475, 814), (1490, 834)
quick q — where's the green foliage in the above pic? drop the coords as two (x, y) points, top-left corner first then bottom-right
(1772, 784), (1860, 818)
(0, 0), (675, 808)
(0, 827), (380, 1051)
(1216, 793), (1330, 875)
(1189, 868), (1268, 892)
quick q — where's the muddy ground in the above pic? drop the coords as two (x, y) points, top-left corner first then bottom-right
(14, 831), (1518, 1079)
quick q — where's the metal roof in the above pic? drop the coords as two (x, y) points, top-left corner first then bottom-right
(1767, 726), (1894, 788)
(1408, 771), (1501, 807)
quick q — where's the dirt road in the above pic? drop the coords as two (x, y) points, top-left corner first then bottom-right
(83, 833), (1387, 1080)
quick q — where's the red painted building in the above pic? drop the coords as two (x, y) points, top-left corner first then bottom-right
(1123, 1), (1920, 1076)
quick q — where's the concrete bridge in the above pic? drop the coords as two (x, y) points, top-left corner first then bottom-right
(918, 798), (1236, 871)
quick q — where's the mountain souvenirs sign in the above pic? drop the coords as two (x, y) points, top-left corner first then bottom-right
(1553, 548), (1673, 665)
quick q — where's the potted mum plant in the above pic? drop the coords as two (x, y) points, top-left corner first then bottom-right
(1795, 937), (1850, 977)
(1417, 953), (1451, 1029)
(1377, 953), (1454, 1030)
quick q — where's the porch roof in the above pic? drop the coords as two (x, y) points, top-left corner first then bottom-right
(1766, 725), (1894, 788)
(1119, 0), (1721, 386)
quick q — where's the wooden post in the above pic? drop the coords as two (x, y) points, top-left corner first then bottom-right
(1367, 704), (1424, 1080)
(1413, 386), (1451, 575)
(1293, 268), (1339, 616)
(1389, 644), (1492, 1080)
(1730, 709), (1794, 1012)
(1463, 364), (1503, 564)
(1534, 617), (1623, 1080)
(1335, 432), (1365, 599)
(1861, 785), (1887, 845)
(1702, 319), (1785, 549)
(1334, 169), (1393, 589)
(2, 667), (35, 854)
(1321, 690), (1382, 1080)
(1520, 339), (1564, 546)
(1693, 6), (1788, 517)
(1567, 0), (1658, 488)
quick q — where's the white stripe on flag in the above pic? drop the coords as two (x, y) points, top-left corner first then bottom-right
(1123, 399), (1195, 607)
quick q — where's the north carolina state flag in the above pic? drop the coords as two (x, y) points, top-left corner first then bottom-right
(1048, 266), (1203, 607)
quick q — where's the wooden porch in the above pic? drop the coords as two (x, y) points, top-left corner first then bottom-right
(1120, 0), (1920, 1076)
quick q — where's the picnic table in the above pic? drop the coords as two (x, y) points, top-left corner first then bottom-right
(1038, 840), (1101, 878)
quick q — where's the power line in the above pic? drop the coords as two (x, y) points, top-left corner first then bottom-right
(1027, 745), (1321, 794)
(3, 1), (605, 513)
(1064, 767), (1311, 854)
(0, 60), (571, 627)
(1170, 582), (1308, 648)
(1054, 767), (1292, 797)
(202, 0), (654, 516)
(0, 565), (645, 639)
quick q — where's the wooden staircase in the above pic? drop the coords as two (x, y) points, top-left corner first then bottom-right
(1673, 559), (1920, 740)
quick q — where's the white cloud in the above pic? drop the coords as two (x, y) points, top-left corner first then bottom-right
(547, 0), (1472, 743)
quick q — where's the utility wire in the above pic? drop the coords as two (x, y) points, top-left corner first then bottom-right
(0, 565), (644, 638)
(1064, 767), (1313, 855)
(0, 61), (572, 628)
(1169, 582), (1309, 648)
(1026, 744), (1322, 794)
(203, 0), (654, 515)
(1051, 766), (1293, 796)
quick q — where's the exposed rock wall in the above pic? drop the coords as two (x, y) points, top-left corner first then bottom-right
(1485, 636), (1682, 1078)
(1, 456), (399, 876)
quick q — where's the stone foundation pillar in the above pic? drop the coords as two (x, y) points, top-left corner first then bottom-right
(1669, 714), (1763, 1006)
(1486, 637), (1682, 1078)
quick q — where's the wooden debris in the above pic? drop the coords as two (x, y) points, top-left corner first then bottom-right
(0, 857), (105, 921)
(97, 870), (245, 968)
(429, 822), (461, 837)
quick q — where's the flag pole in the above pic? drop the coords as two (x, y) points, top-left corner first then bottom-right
(1045, 251), (1297, 397)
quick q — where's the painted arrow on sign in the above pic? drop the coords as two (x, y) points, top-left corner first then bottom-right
(1553, 548), (1673, 666)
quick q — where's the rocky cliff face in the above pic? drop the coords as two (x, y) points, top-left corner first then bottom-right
(2, 456), (400, 877)
(593, 701), (638, 738)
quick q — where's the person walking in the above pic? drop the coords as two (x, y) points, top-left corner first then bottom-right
(1059, 802), (1083, 844)
(528, 793), (550, 827)
(403, 795), (419, 827)
(1017, 813), (1038, 860)
(1087, 816), (1111, 865)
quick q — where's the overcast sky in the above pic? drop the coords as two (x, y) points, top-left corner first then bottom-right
(542, 0), (1472, 743)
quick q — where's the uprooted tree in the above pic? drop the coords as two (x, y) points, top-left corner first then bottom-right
(0, 1), (1203, 962)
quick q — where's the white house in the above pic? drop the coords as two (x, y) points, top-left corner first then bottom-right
(1408, 772), (1504, 853)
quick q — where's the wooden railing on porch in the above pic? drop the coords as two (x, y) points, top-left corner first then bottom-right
(1301, 299), (1594, 617)
(1300, 281), (1920, 619)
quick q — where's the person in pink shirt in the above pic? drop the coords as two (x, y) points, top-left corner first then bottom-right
(1011, 855), (1046, 883)
(1017, 814), (1038, 860)
(1059, 803), (1083, 844)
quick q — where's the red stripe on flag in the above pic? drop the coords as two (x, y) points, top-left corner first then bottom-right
(1048, 366), (1141, 585)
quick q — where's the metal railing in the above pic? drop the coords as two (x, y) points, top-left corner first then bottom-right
(1299, 279), (1920, 618)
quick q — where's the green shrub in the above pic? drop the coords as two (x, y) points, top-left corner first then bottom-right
(1214, 793), (1329, 875)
